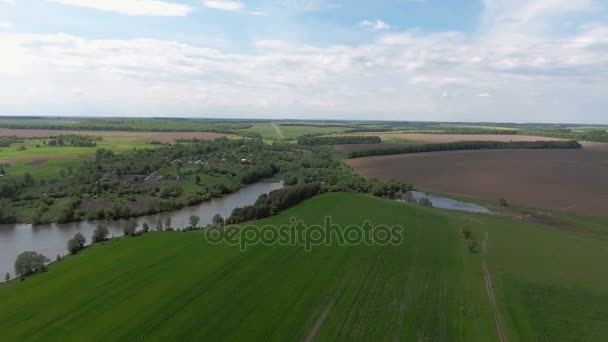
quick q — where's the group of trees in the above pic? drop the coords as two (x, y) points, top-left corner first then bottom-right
(14, 251), (49, 277)
(297, 135), (381, 146)
(227, 183), (322, 224)
(47, 134), (101, 147)
(348, 140), (582, 158)
(0, 136), (22, 147)
(2, 134), (415, 224)
(67, 233), (86, 254)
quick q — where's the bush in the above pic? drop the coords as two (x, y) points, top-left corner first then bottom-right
(189, 215), (200, 228)
(14, 251), (49, 277)
(67, 233), (86, 254)
(92, 224), (109, 242)
(123, 221), (138, 236)
(468, 241), (478, 253)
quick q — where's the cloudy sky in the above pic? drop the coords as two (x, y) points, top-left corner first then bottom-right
(0, 0), (607, 123)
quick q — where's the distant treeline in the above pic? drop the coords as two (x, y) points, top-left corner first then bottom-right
(519, 129), (608, 143)
(0, 118), (252, 133)
(348, 140), (582, 158)
(0, 136), (22, 147)
(298, 136), (382, 146)
(416, 127), (608, 143)
(47, 134), (102, 147)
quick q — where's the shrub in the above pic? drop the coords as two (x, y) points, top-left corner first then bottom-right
(92, 224), (109, 242)
(14, 251), (49, 277)
(67, 233), (86, 255)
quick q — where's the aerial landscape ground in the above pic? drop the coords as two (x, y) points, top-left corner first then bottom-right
(3, 1), (608, 340)
(1, 117), (607, 341)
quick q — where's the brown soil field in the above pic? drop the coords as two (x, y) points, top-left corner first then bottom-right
(346, 142), (608, 218)
(0, 128), (231, 142)
(368, 133), (563, 143)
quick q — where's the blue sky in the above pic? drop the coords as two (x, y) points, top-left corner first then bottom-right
(0, 0), (607, 123)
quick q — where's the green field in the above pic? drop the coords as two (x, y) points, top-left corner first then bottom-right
(0, 138), (152, 179)
(1, 193), (606, 340)
(278, 125), (350, 139)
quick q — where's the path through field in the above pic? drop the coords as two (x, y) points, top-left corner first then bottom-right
(271, 123), (284, 139)
(482, 232), (508, 342)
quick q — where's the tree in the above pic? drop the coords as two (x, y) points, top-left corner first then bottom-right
(468, 241), (478, 254)
(499, 198), (509, 207)
(123, 221), (138, 236)
(14, 251), (49, 277)
(195, 175), (201, 185)
(189, 215), (200, 228)
(156, 220), (163, 232)
(212, 214), (224, 225)
(142, 222), (150, 233)
(23, 172), (34, 186)
(92, 224), (109, 242)
(164, 217), (172, 230)
(5, 272), (9, 282)
(67, 233), (86, 254)
(462, 228), (472, 239)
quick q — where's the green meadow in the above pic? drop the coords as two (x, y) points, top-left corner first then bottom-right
(0, 138), (154, 179)
(1, 193), (606, 341)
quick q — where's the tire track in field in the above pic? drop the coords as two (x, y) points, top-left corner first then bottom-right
(304, 301), (334, 342)
(271, 123), (284, 139)
(482, 232), (508, 342)
(263, 244), (340, 341)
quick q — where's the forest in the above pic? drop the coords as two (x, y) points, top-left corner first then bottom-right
(0, 137), (402, 224)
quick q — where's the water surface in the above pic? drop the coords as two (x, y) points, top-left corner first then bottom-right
(402, 191), (491, 214)
(0, 181), (283, 280)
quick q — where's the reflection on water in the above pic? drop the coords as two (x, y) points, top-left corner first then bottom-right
(399, 191), (491, 214)
(0, 181), (283, 281)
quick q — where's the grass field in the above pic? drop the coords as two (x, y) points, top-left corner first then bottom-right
(0, 138), (153, 179)
(242, 123), (283, 139)
(1, 193), (606, 340)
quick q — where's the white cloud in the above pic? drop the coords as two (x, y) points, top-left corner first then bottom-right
(46, 0), (192, 16)
(202, 0), (244, 11)
(0, 21), (13, 30)
(0, 0), (606, 123)
(0, 0), (15, 4)
(250, 11), (268, 16)
(360, 20), (390, 31)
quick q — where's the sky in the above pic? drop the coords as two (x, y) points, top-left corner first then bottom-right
(0, 0), (607, 123)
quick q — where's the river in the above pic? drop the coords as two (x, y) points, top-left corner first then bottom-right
(0, 181), (283, 280)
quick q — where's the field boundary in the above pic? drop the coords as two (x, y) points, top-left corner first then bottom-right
(482, 232), (508, 342)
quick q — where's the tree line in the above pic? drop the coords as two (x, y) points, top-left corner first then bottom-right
(297, 135), (382, 146)
(348, 140), (582, 158)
